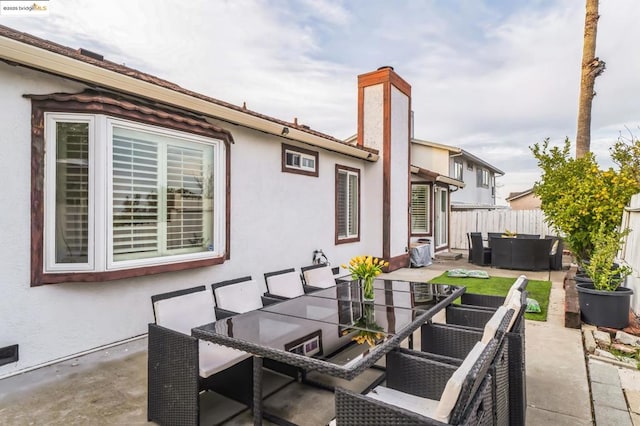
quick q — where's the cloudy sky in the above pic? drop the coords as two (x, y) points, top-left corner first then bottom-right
(2, 0), (639, 204)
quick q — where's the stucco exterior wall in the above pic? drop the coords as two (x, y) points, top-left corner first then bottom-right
(362, 84), (384, 152)
(410, 144), (449, 176)
(0, 63), (382, 376)
(361, 83), (384, 256)
(390, 86), (409, 257)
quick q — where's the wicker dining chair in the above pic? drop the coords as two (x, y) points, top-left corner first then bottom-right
(445, 288), (528, 426)
(334, 339), (500, 425)
(148, 285), (253, 426)
(300, 264), (337, 292)
(416, 307), (514, 426)
(263, 268), (305, 300)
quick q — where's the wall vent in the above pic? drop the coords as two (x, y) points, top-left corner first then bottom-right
(0, 344), (18, 367)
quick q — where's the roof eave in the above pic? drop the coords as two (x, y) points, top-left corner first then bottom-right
(0, 32), (378, 162)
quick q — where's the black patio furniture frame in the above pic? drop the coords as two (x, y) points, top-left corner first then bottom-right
(445, 289), (528, 426)
(192, 281), (465, 425)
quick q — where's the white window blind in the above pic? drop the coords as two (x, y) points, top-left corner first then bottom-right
(112, 129), (159, 260)
(411, 184), (430, 233)
(166, 144), (209, 251)
(112, 126), (214, 262)
(337, 168), (359, 239)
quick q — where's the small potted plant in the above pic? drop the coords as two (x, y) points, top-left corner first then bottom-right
(576, 225), (633, 328)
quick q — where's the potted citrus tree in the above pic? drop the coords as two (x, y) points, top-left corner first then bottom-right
(575, 225), (633, 328)
(531, 138), (639, 328)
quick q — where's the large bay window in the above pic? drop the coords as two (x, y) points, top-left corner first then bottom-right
(335, 165), (360, 243)
(31, 93), (232, 285)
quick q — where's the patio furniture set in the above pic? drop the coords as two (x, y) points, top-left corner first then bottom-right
(468, 232), (563, 271)
(147, 262), (529, 426)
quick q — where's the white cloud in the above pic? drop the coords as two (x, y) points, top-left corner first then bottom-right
(2, 0), (638, 199)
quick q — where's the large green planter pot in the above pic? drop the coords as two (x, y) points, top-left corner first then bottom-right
(576, 283), (633, 328)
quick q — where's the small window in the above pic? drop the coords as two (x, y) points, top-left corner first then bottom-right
(477, 168), (490, 187)
(467, 161), (474, 171)
(336, 165), (360, 243)
(453, 158), (463, 181)
(411, 183), (430, 234)
(282, 143), (319, 177)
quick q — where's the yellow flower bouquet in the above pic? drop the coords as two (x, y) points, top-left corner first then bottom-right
(341, 255), (389, 301)
(341, 303), (385, 347)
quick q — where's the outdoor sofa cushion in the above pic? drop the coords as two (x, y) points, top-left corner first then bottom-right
(266, 270), (304, 298)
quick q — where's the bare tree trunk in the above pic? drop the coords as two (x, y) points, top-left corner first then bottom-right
(576, 0), (605, 158)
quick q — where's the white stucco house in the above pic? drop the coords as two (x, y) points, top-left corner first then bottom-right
(0, 26), (417, 376)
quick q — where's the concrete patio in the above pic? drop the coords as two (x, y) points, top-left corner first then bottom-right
(0, 254), (605, 425)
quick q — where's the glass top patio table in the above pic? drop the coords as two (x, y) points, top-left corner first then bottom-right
(309, 279), (456, 311)
(192, 281), (464, 425)
(261, 294), (418, 334)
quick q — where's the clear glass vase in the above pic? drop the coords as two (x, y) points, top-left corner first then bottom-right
(361, 276), (375, 302)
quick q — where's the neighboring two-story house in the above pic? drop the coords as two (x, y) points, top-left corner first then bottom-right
(408, 139), (503, 256)
(448, 149), (504, 210)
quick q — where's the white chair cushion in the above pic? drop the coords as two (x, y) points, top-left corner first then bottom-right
(367, 385), (440, 419)
(198, 340), (251, 378)
(267, 271), (304, 298)
(303, 266), (335, 289)
(154, 289), (217, 335)
(214, 279), (263, 313)
(505, 290), (522, 331)
(434, 341), (486, 423)
(503, 275), (527, 306)
(481, 306), (508, 343)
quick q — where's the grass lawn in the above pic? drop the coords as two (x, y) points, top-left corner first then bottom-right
(428, 272), (552, 321)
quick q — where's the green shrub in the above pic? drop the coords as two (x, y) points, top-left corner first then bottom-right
(531, 138), (640, 261)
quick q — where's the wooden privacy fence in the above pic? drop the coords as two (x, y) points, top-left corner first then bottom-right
(450, 209), (555, 250)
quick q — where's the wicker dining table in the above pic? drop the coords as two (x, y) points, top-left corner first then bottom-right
(192, 279), (464, 426)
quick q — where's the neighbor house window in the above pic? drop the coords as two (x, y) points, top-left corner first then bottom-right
(282, 143), (318, 177)
(411, 183), (431, 234)
(453, 158), (463, 181)
(336, 165), (360, 243)
(467, 161), (474, 171)
(477, 168), (490, 187)
(31, 94), (232, 285)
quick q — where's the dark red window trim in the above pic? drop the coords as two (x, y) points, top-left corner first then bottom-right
(281, 143), (319, 177)
(335, 164), (361, 245)
(29, 91), (232, 286)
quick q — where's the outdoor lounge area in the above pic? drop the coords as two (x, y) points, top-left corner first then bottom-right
(468, 233), (563, 272)
(1, 256), (606, 426)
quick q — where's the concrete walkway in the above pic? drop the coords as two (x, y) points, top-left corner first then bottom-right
(0, 255), (603, 425)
